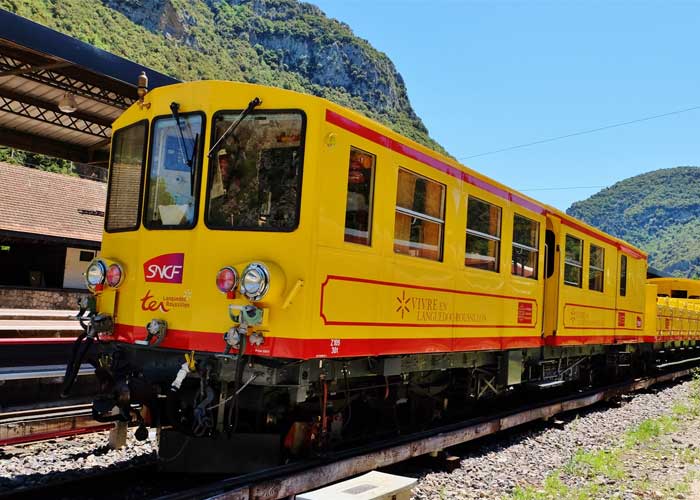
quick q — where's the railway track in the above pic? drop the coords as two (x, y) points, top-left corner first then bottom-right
(6, 366), (691, 500)
(0, 402), (111, 446)
(153, 366), (694, 500)
(0, 308), (97, 416)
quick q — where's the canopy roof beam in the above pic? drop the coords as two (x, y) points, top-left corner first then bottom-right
(0, 90), (111, 138)
(0, 126), (108, 163)
(0, 53), (133, 109)
(0, 9), (179, 165)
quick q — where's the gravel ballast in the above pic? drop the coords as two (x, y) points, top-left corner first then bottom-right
(1, 379), (698, 498)
(0, 429), (157, 493)
(412, 379), (700, 499)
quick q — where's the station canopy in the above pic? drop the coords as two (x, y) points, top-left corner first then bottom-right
(0, 9), (179, 165)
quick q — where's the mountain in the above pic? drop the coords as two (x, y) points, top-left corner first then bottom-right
(567, 167), (700, 277)
(0, 0), (446, 155)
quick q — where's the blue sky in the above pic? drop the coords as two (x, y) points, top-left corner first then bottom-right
(311, 0), (700, 210)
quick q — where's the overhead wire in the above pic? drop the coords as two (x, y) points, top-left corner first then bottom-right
(458, 104), (700, 160)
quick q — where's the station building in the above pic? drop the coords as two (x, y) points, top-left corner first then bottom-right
(0, 161), (105, 309)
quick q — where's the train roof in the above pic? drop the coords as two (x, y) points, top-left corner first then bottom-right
(123, 80), (647, 259)
(649, 277), (700, 285)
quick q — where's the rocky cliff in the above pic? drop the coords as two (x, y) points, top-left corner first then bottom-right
(2, 0), (445, 153)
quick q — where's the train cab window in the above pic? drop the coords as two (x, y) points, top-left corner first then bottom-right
(512, 214), (539, 279)
(619, 255), (627, 296)
(105, 121), (148, 232)
(144, 113), (203, 228)
(344, 148), (375, 245)
(465, 197), (501, 272)
(564, 235), (583, 287)
(206, 111), (305, 231)
(394, 169), (445, 261)
(589, 244), (605, 292)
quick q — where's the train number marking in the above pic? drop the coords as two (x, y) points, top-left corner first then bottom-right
(330, 339), (341, 354)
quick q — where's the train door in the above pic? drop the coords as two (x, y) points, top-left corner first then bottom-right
(614, 250), (647, 343)
(543, 216), (561, 338)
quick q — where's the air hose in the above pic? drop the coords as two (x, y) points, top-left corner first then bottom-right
(61, 330), (94, 397)
(227, 333), (247, 433)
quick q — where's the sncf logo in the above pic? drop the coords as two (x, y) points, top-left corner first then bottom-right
(143, 253), (185, 284)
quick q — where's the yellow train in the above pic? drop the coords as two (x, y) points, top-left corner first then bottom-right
(65, 80), (700, 471)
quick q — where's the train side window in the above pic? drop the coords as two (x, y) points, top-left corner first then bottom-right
(512, 214), (539, 279)
(564, 235), (583, 287)
(619, 255), (627, 296)
(344, 147), (375, 245)
(589, 244), (604, 292)
(465, 197), (501, 272)
(394, 169), (445, 261)
(672, 290), (688, 298)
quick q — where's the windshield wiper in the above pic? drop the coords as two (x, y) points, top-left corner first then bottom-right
(207, 97), (262, 159)
(170, 102), (197, 196)
(188, 133), (199, 195)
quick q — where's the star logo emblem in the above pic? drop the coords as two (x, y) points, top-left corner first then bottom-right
(396, 290), (411, 319)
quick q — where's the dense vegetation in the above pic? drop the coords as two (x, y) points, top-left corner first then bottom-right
(567, 167), (700, 277)
(0, 146), (78, 176)
(0, 0), (445, 155)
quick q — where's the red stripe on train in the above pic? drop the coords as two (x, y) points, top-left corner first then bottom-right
(325, 109), (546, 216)
(107, 324), (697, 359)
(111, 323), (542, 357)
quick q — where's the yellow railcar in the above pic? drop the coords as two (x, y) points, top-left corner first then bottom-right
(66, 80), (700, 470)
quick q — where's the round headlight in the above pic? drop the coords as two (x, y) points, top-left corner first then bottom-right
(106, 263), (124, 288)
(85, 260), (106, 289)
(216, 266), (239, 293)
(240, 262), (270, 301)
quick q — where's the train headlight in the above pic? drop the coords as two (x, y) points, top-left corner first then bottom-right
(240, 262), (270, 302)
(106, 263), (125, 288)
(85, 260), (106, 290)
(216, 266), (239, 293)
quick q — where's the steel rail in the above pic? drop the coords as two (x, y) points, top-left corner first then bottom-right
(0, 402), (110, 446)
(155, 367), (695, 500)
(0, 403), (92, 420)
(0, 363), (94, 382)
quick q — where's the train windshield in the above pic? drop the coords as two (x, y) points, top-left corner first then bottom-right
(206, 110), (305, 231)
(144, 113), (203, 228)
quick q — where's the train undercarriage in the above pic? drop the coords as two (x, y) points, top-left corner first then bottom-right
(86, 338), (700, 472)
